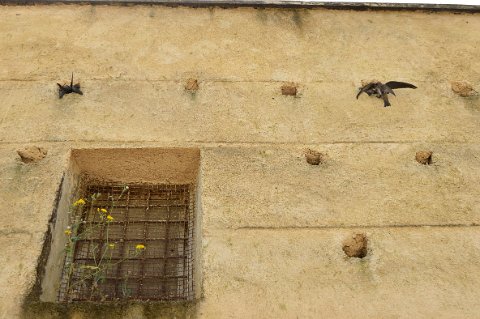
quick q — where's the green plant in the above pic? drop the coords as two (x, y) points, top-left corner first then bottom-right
(63, 186), (146, 301)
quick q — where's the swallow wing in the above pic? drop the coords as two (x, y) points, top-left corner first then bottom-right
(385, 81), (417, 90)
(57, 84), (66, 98)
(73, 84), (83, 95)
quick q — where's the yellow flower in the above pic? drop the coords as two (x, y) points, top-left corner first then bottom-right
(135, 244), (146, 250)
(73, 198), (86, 206)
(64, 229), (72, 235)
(100, 208), (108, 213)
(108, 243), (115, 249)
(106, 215), (114, 221)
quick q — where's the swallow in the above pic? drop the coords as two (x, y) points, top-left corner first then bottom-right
(356, 81), (416, 107)
(57, 73), (83, 99)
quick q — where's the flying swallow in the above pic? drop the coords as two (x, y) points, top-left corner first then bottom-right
(356, 81), (416, 107)
(57, 73), (83, 99)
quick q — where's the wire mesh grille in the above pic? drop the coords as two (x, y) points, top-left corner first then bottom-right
(58, 183), (195, 302)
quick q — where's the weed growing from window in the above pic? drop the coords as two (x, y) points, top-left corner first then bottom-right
(63, 185), (147, 301)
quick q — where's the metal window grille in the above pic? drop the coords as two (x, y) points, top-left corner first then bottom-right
(58, 184), (195, 302)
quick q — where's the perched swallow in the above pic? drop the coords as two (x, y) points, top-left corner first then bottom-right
(57, 73), (83, 99)
(356, 81), (416, 107)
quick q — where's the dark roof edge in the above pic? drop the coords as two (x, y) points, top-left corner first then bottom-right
(1, 0), (479, 12)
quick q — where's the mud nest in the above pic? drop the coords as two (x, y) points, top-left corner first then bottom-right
(342, 233), (368, 258)
(17, 146), (47, 163)
(415, 151), (433, 165)
(185, 78), (199, 92)
(304, 149), (325, 165)
(360, 79), (380, 87)
(450, 81), (478, 97)
(281, 83), (297, 96)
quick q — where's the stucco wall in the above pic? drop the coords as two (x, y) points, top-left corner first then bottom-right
(0, 4), (479, 318)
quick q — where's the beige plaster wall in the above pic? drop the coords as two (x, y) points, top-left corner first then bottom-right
(0, 4), (479, 319)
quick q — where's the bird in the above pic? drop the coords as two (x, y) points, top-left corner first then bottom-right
(356, 81), (416, 107)
(57, 73), (83, 99)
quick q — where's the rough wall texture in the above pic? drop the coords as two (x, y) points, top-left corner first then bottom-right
(0, 4), (479, 319)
